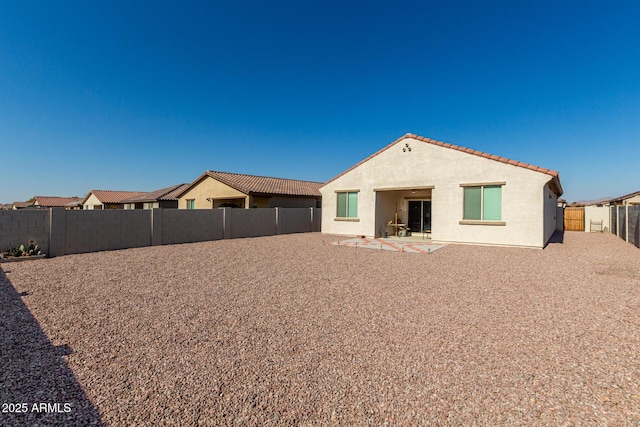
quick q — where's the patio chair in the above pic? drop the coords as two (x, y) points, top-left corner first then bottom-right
(589, 220), (603, 233)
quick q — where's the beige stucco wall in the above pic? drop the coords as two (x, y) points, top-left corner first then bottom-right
(83, 193), (103, 210)
(321, 136), (558, 248)
(177, 176), (247, 209)
(584, 205), (610, 232)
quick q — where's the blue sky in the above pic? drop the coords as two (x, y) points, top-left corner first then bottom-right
(1, 0), (638, 204)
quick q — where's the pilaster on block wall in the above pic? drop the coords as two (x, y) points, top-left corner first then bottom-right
(151, 208), (163, 246)
(49, 208), (66, 257)
(222, 207), (232, 239)
(275, 207), (282, 235)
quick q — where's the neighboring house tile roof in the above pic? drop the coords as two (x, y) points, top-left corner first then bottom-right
(12, 201), (33, 209)
(322, 133), (563, 195)
(179, 171), (324, 198)
(606, 190), (640, 205)
(33, 196), (83, 207)
(84, 190), (148, 204)
(121, 184), (190, 203)
(160, 184), (191, 200)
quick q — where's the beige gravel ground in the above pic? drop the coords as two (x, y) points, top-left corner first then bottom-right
(1, 231), (640, 426)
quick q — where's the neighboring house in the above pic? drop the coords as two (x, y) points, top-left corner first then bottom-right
(82, 190), (148, 210)
(320, 133), (563, 249)
(176, 171), (323, 209)
(607, 190), (640, 206)
(121, 184), (190, 209)
(12, 201), (33, 210)
(33, 196), (83, 209)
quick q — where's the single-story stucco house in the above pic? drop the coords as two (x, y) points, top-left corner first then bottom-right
(320, 133), (563, 248)
(121, 184), (190, 209)
(607, 190), (640, 206)
(33, 196), (84, 209)
(82, 190), (148, 210)
(175, 170), (323, 209)
(11, 201), (34, 210)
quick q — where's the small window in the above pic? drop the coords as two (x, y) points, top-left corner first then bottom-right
(337, 192), (358, 218)
(463, 185), (502, 221)
(186, 199), (195, 209)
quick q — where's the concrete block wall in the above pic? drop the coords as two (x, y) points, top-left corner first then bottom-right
(0, 210), (50, 254)
(611, 205), (640, 248)
(1, 207), (323, 258)
(64, 210), (151, 255)
(629, 206), (640, 248)
(160, 209), (224, 245)
(230, 208), (277, 238)
(279, 208), (314, 234)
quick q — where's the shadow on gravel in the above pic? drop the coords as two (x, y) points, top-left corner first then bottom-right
(545, 230), (564, 246)
(0, 267), (105, 426)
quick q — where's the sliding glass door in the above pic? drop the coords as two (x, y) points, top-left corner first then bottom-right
(408, 200), (431, 233)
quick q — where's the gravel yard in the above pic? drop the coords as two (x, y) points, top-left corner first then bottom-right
(1, 231), (640, 425)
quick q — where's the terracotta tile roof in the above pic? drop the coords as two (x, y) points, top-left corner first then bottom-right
(12, 201), (33, 209)
(323, 133), (563, 195)
(120, 184), (190, 203)
(33, 196), (83, 207)
(203, 171), (323, 197)
(160, 184), (191, 200)
(177, 171), (323, 198)
(85, 190), (148, 204)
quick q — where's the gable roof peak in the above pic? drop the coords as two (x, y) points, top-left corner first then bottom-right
(322, 133), (562, 195)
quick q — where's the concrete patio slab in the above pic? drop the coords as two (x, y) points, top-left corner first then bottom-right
(331, 237), (446, 253)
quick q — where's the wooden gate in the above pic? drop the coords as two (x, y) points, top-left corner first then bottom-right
(564, 207), (585, 231)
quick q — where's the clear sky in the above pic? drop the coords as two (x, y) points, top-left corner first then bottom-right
(1, 0), (638, 204)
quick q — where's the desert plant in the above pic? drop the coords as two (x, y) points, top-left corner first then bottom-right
(2, 241), (41, 257)
(25, 241), (40, 255)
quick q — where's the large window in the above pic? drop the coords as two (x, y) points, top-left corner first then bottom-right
(336, 192), (358, 218)
(463, 185), (502, 221)
(186, 199), (195, 210)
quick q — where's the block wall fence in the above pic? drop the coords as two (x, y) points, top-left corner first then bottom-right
(0, 207), (321, 257)
(610, 205), (640, 248)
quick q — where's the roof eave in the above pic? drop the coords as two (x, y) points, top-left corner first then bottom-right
(321, 133), (563, 192)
